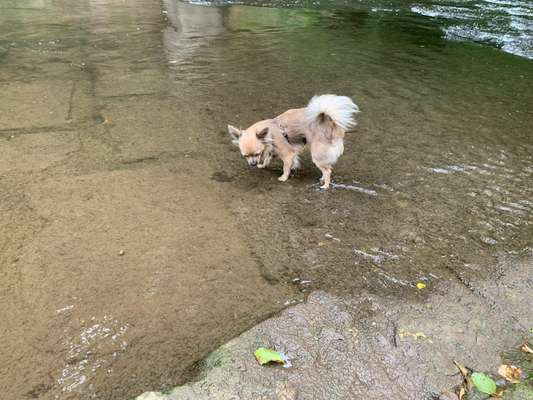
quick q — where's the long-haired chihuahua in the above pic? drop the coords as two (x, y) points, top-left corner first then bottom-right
(228, 94), (359, 189)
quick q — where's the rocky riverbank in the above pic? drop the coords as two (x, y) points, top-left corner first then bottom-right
(137, 250), (532, 399)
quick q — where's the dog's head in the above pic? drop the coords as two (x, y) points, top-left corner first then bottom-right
(227, 123), (270, 167)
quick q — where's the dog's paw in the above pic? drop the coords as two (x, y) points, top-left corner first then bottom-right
(257, 163), (266, 169)
(319, 184), (330, 190)
(278, 175), (289, 182)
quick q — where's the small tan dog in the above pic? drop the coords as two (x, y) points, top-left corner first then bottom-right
(228, 94), (359, 189)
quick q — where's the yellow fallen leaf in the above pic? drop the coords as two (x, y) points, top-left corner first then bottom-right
(416, 282), (426, 289)
(498, 364), (522, 383)
(398, 329), (429, 340)
(458, 387), (465, 400)
(521, 343), (533, 354)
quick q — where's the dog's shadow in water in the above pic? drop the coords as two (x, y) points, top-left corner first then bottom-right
(210, 167), (317, 192)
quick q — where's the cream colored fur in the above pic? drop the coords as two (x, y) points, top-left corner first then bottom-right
(228, 94), (359, 189)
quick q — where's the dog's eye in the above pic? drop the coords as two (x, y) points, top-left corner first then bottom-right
(254, 152), (261, 156)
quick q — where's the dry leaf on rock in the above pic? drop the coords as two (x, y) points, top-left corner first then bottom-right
(497, 364), (522, 384)
(453, 360), (469, 378)
(453, 360), (473, 392)
(398, 329), (429, 340)
(521, 343), (533, 354)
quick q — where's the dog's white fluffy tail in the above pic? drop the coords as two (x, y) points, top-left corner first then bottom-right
(305, 94), (359, 131)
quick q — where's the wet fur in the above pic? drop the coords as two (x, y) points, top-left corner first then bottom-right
(228, 94), (359, 189)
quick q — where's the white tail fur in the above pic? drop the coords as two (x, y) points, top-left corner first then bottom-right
(305, 94), (359, 131)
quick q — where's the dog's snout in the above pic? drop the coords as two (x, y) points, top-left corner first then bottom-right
(246, 155), (260, 167)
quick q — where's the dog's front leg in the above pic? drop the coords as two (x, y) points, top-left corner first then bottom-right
(257, 148), (272, 169)
(278, 153), (295, 182)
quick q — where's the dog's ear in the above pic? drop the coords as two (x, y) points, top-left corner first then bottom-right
(227, 125), (241, 146)
(256, 127), (269, 141)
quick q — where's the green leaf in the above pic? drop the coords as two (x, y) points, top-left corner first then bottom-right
(472, 372), (497, 395)
(254, 347), (285, 365)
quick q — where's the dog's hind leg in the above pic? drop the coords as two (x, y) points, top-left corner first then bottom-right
(311, 139), (343, 189)
(278, 153), (296, 182)
(318, 165), (332, 189)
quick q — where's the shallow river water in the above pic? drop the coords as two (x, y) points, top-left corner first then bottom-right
(165, 0), (533, 257)
(0, 0), (532, 399)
